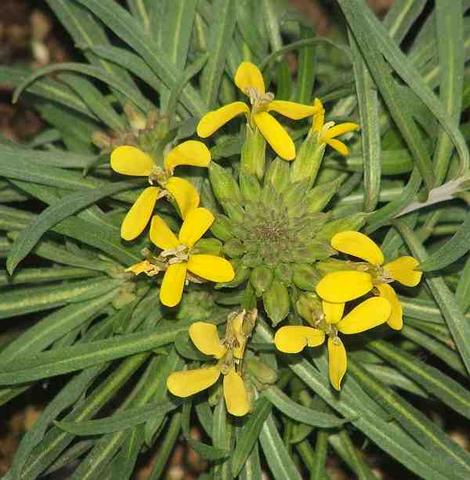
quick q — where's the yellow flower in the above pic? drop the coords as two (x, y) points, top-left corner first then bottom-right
(148, 207), (234, 307)
(316, 231), (423, 330)
(167, 318), (251, 416)
(311, 98), (359, 156)
(110, 140), (210, 240)
(197, 61), (318, 160)
(274, 297), (391, 390)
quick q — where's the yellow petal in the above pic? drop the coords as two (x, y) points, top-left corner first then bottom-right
(196, 102), (249, 137)
(234, 61), (265, 95)
(187, 254), (235, 282)
(121, 186), (159, 241)
(322, 301), (344, 324)
(384, 256), (422, 287)
(167, 367), (220, 397)
(323, 122), (359, 140)
(189, 322), (226, 359)
(312, 98), (325, 132)
(164, 140), (211, 172)
(126, 260), (152, 275)
(268, 100), (317, 120)
(331, 231), (384, 266)
(223, 369), (250, 416)
(376, 283), (403, 330)
(165, 176), (199, 219)
(149, 215), (179, 250)
(179, 207), (214, 247)
(160, 262), (187, 307)
(316, 271), (373, 302)
(337, 296), (391, 334)
(110, 145), (154, 176)
(326, 138), (350, 156)
(328, 337), (347, 391)
(253, 111), (295, 160)
(274, 326), (325, 353)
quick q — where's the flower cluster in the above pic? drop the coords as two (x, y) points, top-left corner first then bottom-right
(274, 230), (422, 389)
(110, 59), (422, 412)
(167, 310), (256, 416)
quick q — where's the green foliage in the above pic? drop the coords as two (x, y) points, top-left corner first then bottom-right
(0, 0), (469, 479)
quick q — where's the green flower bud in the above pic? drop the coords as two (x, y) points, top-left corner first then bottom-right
(250, 265), (274, 296)
(305, 177), (344, 213)
(211, 214), (235, 241)
(241, 125), (266, 178)
(263, 279), (290, 325)
(223, 238), (246, 258)
(209, 163), (242, 205)
(296, 292), (321, 323)
(246, 357), (278, 385)
(264, 157), (291, 193)
(192, 238), (223, 255)
(274, 263), (292, 284)
(292, 264), (320, 290)
(239, 172), (262, 203)
(290, 133), (325, 186)
(224, 202), (245, 223)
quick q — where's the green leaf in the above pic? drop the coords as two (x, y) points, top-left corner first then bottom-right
(394, 221), (470, 374)
(0, 292), (116, 362)
(418, 212), (470, 271)
(311, 430), (329, 480)
(369, 340), (470, 418)
(231, 398), (271, 477)
(433, 0), (464, 182)
(259, 414), (302, 480)
(0, 277), (117, 320)
(263, 386), (350, 428)
(349, 32), (381, 212)
(0, 321), (189, 384)
(7, 181), (136, 274)
(74, 0), (206, 115)
(349, 359), (470, 479)
(56, 400), (179, 435)
(13, 63), (153, 114)
(0, 266), (98, 287)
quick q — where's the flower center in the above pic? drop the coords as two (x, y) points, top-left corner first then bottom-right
(247, 87), (274, 113)
(148, 166), (170, 185)
(161, 244), (190, 264)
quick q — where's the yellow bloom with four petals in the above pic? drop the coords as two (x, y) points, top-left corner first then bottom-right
(167, 317), (250, 416)
(197, 61), (317, 160)
(274, 296), (391, 390)
(311, 98), (359, 156)
(147, 207), (234, 307)
(111, 140), (210, 240)
(316, 231), (422, 330)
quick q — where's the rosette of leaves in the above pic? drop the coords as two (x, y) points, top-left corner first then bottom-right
(0, 1), (469, 480)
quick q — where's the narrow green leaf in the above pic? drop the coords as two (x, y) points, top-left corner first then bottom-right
(418, 212), (470, 271)
(0, 321), (189, 384)
(56, 400), (179, 435)
(7, 181), (136, 274)
(0, 266), (98, 286)
(311, 430), (329, 480)
(349, 359), (470, 478)
(349, 32), (381, 211)
(263, 386), (349, 428)
(231, 398), (272, 478)
(369, 340), (470, 418)
(394, 220), (470, 374)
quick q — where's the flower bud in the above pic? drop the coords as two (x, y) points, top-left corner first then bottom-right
(250, 265), (273, 296)
(305, 177), (343, 213)
(263, 279), (290, 325)
(241, 125), (266, 178)
(211, 214), (235, 241)
(292, 264), (320, 290)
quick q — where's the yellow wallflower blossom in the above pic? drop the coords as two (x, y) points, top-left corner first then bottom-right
(197, 61), (318, 160)
(274, 297), (391, 390)
(145, 207), (234, 307)
(311, 98), (359, 156)
(110, 140), (210, 240)
(167, 313), (253, 416)
(316, 231), (423, 330)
